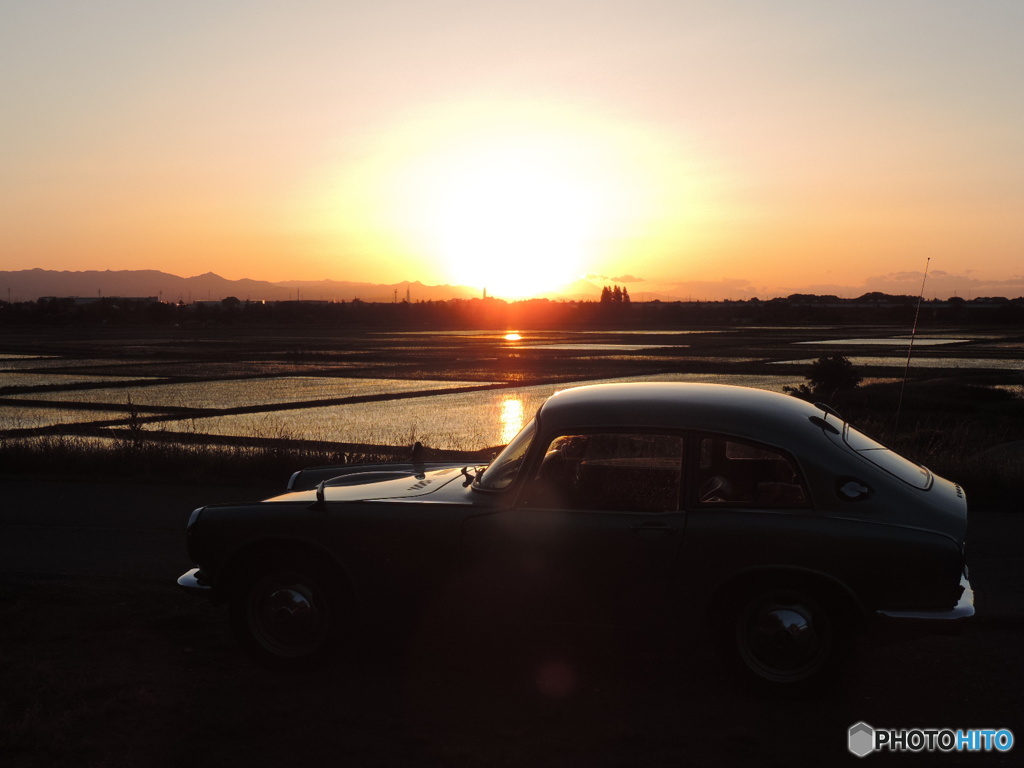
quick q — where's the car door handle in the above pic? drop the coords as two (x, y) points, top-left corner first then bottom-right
(630, 522), (678, 536)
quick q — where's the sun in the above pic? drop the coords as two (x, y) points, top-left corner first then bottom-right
(307, 103), (700, 293)
(426, 144), (600, 299)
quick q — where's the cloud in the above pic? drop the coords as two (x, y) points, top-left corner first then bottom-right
(584, 273), (645, 283)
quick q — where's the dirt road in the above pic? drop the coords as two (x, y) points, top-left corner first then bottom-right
(0, 478), (278, 579)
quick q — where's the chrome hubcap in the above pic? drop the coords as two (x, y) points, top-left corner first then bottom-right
(250, 576), (327, 655)
(738, 595), (829, 681)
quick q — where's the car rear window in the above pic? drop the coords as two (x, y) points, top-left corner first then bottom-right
(843, 425), (932, 489)
(698, 436), (809, 507)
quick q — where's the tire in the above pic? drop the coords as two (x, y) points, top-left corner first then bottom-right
(229, 560), (343, 669)
(729, 584), (846, 687)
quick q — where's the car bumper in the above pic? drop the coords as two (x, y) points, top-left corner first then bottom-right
(874, 575), (974, 635)
(177, 567), (213, 596)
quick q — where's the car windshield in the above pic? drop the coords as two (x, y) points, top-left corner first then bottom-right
(844, 424), (932, 489)
(475, 419), (537, 491)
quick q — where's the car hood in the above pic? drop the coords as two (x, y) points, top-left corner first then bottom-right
(267, 466), (468, 504)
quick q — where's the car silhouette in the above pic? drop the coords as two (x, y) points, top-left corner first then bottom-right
(178, 382), (973, 685)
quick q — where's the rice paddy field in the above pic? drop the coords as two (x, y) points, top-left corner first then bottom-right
(0, 323), (1021, 456)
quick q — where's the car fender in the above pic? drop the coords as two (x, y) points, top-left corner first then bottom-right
(214, 533), (356, 608)
(705, 564), (870, 630)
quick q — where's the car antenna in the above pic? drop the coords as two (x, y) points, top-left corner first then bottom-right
(893, 257), (930, 442)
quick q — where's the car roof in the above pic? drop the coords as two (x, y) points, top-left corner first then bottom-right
(536, 382), (832, 449)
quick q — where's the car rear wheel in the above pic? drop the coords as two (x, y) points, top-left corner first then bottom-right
(230, 561), (342, 668)
(731, 585), (843, 686)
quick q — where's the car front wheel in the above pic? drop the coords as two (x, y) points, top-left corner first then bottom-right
(731, 586), (844, 686)
(230, 562), (342, 668)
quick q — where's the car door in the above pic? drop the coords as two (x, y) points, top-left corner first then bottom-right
(680, 433), (818, 585)
(460, 431), (686, 626)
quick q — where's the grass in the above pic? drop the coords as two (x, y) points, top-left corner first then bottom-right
(0, 432), (398, 486)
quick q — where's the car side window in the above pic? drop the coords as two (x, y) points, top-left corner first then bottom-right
(519, 433), (684, 512)
(697, 436), (809, 508)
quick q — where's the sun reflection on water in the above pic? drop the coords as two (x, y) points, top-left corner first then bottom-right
(503, 332), (523, 341)
(499, 397), (526, 443)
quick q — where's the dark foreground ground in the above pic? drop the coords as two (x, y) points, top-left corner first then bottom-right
(1, 479), (1022, 768)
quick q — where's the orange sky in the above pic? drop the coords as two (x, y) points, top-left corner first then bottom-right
(3, 2), (1024, 300)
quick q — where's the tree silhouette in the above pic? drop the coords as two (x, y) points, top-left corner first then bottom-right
(600, 285), (630, 305)
(785, 354), (862, 401)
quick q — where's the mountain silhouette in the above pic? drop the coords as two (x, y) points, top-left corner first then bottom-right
(0, 269), (488, 303)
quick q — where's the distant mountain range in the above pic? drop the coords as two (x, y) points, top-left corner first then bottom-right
(5, 268), (1022, 305)
(0, 269), (514, 303)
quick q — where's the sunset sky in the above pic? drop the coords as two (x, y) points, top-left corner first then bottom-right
(3, 1), (1023, 300)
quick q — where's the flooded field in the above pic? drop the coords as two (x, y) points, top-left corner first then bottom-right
(775, 356), (1023, 371)
(0, 405), (133, 431)
(156, 373), (806, 450)
(0, 372), (163, 389)
(0, 357), (144, 371)
(521, 343), (689, 351)
(4, 376), (491, 410)
(795, 337), (973, 346)
(0, 325), (1020, 450)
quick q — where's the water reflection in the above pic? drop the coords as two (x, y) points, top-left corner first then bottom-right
(522, 343), (687, 351)
(500, 398), (526, 443)
(774, 357), (1021, 370)
(503, 332), (523, 341)
(796, 337), (971, 346)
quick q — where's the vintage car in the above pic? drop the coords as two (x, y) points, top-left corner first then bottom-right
(178, 382), (973, 685)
